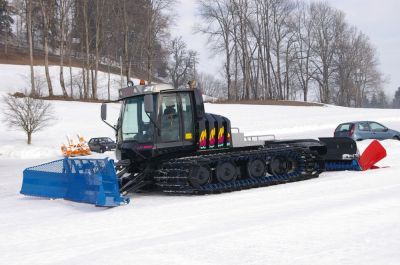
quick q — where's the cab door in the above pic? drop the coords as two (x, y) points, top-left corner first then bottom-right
(156, 92), (195, 149)
(179, 92), (195, 146)
(158, 93), (181, 148)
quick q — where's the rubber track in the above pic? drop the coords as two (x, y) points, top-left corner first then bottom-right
(153, 146), (323, 195)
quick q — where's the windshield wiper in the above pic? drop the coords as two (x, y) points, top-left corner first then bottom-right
(146, 112), (160, 132)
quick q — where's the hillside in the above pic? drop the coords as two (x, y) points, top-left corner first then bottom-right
(0, 44), (154, 81)
(0, 64), (132, 100)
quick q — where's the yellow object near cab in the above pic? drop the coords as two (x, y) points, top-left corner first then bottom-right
(185, 132), (193, 140)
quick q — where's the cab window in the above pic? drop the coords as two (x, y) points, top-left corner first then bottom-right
(121, 96), (153, 143)
(160, 94), (180, 142)
(180, 93), (194, 141)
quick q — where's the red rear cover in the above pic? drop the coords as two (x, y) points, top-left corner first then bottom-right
(359, 140), (387, 171)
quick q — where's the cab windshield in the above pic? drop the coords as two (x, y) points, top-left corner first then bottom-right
(120, 96), (153, 143)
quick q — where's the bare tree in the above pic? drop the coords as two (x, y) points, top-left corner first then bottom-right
(292, 1), (313, 101)
(187, 50), (199, 80)
(269, 0), (296, 100)
(38, 0), (55, 97)
(249, 0), (273, 99)
(309, 2), (344, 103)
(197, 0), (234, 99)
(92, 0), (106, 100)
(2, 94), (55, 144)
(197, 72), (227, 99)
(167, 37), (190, 89)
(25, 0), (36, 95)
(83, 0), (90, 99)
(232, 0), (252, 99)
(196, 0), (384, 104)
(58, 0), (72, 98)
(144, 0), (175, 83)
(121, 0), (130, 81)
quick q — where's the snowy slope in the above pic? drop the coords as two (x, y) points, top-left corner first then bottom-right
(0, 64), (135, 158)
(0, 64), (142, 100)
(0, 65), (400, 265)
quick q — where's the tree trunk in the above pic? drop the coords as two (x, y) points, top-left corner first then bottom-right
(81, 68), (86, 100)
(70, 65), (73, 98)
(93, 0), (104, 100)
(276, 45), (282, 100)
(27, 0), (35, 96)
(93, 46), (98, 100)
(4, 30), (7, 54)
(224, 29), (231, 100)
(120, 55), (124, 88)
(27, 131), (32, 145)
(123, 0), (130, 81)
(59, 2), (68, 98)
(40, 1), (53, 97)
(66, 8), (73, 99)
(107, 62), (111, 100)
(234, 41), (238, 100)
(91, 68), (95, 97)
(84, 0), (90, 99)
(80, 32), (85, 100)
(146, 4), (153, 84)
(303, 81), (308, 102)
(43, 33), (53, 96)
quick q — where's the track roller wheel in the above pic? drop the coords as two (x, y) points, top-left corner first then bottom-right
(216, 162), (238, 183)
(189, 165), (212, 188)
(247, 159), (266, 178)
(269, 155), (298, 176)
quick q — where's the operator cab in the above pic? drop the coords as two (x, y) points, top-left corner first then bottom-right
(101, 82), (202, 162)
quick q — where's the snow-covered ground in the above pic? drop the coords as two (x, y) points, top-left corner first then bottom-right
(0, 64), (400, 264)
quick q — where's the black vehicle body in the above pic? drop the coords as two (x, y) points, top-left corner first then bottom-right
(88, 137), (117, 153)
(101, 83), (357, 195)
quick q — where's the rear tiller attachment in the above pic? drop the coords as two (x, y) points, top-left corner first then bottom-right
(320, 138), (387, 171)
(20, 158), (129, 207)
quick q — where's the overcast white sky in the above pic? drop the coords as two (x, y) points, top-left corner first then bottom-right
(171, 0), (400, 96)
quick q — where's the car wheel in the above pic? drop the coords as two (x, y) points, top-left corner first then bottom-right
(100, 147), (105, 153)
(393, 136), (400, 141)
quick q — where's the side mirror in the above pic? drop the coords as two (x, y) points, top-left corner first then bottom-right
(144, 94), (153, 113)
(101, 103), (117, 131)
(101, 103), (107, 120)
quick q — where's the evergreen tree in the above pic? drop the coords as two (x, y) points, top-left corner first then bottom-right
(377, 91), (388, 108)
(392, 87), (400, 108)
(0, 0), (13, 36)
(361, 94), (370, 108)
(370, 93), (378, 108)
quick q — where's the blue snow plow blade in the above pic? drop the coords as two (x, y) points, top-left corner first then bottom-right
(20, 158), (129, 207)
